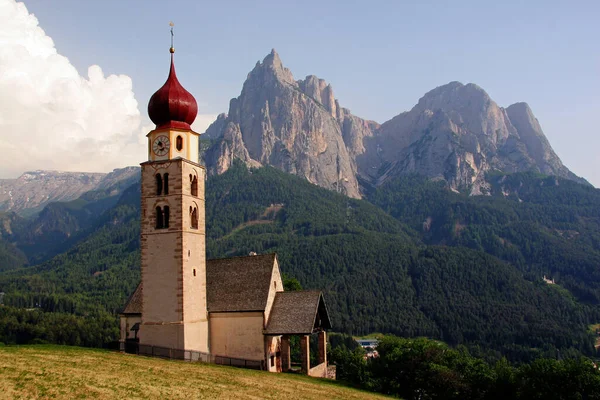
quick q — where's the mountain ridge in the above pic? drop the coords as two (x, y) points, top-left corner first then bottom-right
(0, 167), (140, 216)
(203, 51), (588, 197)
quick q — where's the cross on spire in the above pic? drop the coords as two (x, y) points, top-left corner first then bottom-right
(169, 21), (175, 53)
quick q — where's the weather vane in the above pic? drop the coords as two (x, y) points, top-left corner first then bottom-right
(169, 21), (175, 53)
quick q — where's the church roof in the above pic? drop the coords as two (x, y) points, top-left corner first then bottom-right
(121, 283), (143, 315)
(264, 291), (332, 335)
(206, 253), (277, 313)
(148, 52), (198, 130)
(120, 254), (278, 315)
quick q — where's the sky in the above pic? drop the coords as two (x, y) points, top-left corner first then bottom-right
(0, 0), (598, 186)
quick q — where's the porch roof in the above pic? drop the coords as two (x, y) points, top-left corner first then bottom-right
(264, 291), (332, 335)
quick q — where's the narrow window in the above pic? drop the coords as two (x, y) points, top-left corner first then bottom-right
(155, 206), (163, 229)
(163, 206), (170, 228)
(163, 173), (169, 195)
(193, 269), (196, 277)
(191, 176), (198, 197)
(191, 207), (198, 229)
(176, 135), (183, 151)
(155, 174), (163, 196)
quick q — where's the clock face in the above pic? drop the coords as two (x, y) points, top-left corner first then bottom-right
(153, 135), (170, 156)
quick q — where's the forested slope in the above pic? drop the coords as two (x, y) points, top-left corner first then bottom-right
(0, 164), (598, 361)
(368, 172), (600, 304)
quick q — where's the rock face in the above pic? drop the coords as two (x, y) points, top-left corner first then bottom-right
(0, 167), (140, 215)
(203, 53), (587, 197)
(361, 82), (588, 194)
(504, 102), (579, 181)
(203, 50), (378, 198)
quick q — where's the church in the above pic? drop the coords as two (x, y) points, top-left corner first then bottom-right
(119, 45), (331, 377)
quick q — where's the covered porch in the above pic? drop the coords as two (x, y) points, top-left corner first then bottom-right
(264, 291), (332, 377)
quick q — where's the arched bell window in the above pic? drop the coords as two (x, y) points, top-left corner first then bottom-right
(155, 206), (169, 229)
(155, 206), (164, 229)
(155, 174), (163, 196)
(163, 206), (170, 228)
(176, 135), (183, 151)
(163, 173), (169, 195)
(190, 174), (198, 197)
(190, 205), (198, 229)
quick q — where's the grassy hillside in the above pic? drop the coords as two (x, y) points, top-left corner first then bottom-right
(0, 345), (388, 400)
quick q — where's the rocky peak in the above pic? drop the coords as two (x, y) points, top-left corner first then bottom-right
(366, 82), (588, 193)
(414, 81), (514, 145)
(505, 102), (540, 138)
(297, 75), (337, 117)
(416, 82), (492, 117)
(203, 50), (372, 198)
(246, 49), (295, 87)
(504, 102), (575, 179)
(202, 51), (588, 198)
(204, 113), (228, 139)
(505, 102), (538, 131)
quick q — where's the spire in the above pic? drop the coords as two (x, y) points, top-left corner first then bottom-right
(147, 24), (197, 130)
(169, 21), (175, 54)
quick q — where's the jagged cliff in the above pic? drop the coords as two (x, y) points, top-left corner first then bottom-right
(203, 51), (587, 197)
(203, 50), (378, 198)
(363, 82), (587, 194)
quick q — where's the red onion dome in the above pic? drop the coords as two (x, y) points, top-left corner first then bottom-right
(148, 52), (198, 130)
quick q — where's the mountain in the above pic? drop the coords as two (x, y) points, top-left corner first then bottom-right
(1, 163), (598, 362)
(203, 50), (378, 199)
(0, 167), (141, 269)
(363, 83), (588, 194)
(0, 51), (596, 361)
(0, 167), (140, 216)
(203, 52), (587, 197)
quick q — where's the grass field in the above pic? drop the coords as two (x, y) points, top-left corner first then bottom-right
(0, 345), (388, 399)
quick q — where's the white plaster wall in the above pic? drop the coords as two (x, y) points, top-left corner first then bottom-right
(209, 312), (265, 361)
(264, 335), (282, 372)
(264, 258), (284, 326)
(120, 315), (141, 342)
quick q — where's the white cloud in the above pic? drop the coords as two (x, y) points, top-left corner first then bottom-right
(0, 0), (147, 178)
(192, 114), (218, 135)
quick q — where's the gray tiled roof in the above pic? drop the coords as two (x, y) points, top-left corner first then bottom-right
(122, 253), (279, 314)
(122, 283), (143, 314)
(264, 291), (332, 335)
(206, 253), (277, 313)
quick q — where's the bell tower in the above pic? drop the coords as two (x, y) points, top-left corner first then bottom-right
(138, 41), (209, 353)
